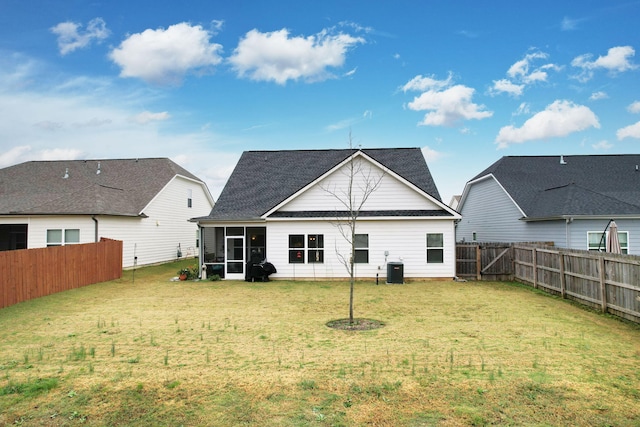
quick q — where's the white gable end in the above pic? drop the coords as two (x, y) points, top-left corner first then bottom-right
(278, 156), (441, 212)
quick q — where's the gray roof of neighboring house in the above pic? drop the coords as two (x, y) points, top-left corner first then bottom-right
(470, 155), (640, 218)
(0, 158), (204, 216)
(199, 148), (442, 221)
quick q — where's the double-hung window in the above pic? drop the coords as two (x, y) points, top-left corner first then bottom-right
(307, 234), (324, 263)
(289, 235), (305, 263)
(288, 234), (325, 263)
(426, 233), (444, 263)
(47, 229), (80, 247)
(354, 234), (369, 263)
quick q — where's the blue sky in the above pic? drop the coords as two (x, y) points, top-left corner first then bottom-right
(1, 1), (639, 203)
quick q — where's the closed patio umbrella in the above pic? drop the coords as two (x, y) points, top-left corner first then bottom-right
(606, 221), (622, 254)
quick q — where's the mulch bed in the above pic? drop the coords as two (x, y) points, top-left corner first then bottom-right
(326, 318), (385, 331)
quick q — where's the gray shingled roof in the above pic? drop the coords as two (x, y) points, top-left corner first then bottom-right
(0, 158), (203, 216)
(199, 148), (442, 221)
(471, 155), (640, 218)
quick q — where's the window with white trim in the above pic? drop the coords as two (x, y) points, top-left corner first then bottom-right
(288, 234), (325, 263)
(187, 189), (193, 208)
(307, 234), (324, 263)
(47, 229), (80, 247)
(587, 231), (628, 254)
(426, 233), (444, 263)
(354, 234), (369, 263)
(288, 234), (305, 263)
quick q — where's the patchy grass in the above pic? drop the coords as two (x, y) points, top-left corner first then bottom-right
(0, 260), (639, 426)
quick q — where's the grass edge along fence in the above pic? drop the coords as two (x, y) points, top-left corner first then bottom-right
(513, 244), (640, 324)
(456, 242), (640, 324)
(0, 238), (122, 309)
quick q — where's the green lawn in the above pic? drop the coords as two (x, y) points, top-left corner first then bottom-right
(1, 260), (639, 426)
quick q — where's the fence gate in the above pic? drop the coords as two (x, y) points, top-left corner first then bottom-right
(456, 243), (514, 281)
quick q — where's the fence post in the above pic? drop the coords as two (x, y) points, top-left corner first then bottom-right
(532, 247), (537, 289)
(559, 251), (566, 299)
(598, 256), (607, 313)
(476, 245), (481, 281)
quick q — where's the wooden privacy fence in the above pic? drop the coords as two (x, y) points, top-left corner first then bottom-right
(456, 242), (552, 281)
(0, 238), (122, 309)
(513, 245), (640, 324)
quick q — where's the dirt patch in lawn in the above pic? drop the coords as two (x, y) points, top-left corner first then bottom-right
(326, 318), (385, 330)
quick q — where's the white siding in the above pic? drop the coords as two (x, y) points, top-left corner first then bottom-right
(117, 176), (212, 267)
(266, 218), (456, 280)
(280, 157), (441, 212)
(4, 176), (214, 268)
(25, 216), (98, 248)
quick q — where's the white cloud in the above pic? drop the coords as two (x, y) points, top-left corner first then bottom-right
(421, 146), (444, 162)
(590, 91), (608, 101)
(592, 140), (613, 150)
(130, 111), (171, 125)
(492, 51), (559, 98)
(229, 28), (364, 85)
(51, 18), (110, 55)
(325, 110), (372, 132)
(514, 102), (530, 116)
(402, 73), (453, 92)
(490, 79), (524, 97)
(210, 20), (224, 35)
(407, 83), (493, 127)
(561, 17), (579, 31)
(37, 148), (84, 161)
(627, 101), (640, 114)
(507, 51), (548, 80)
(0, 146), (32, 168)
(109, 23), (223, 85)
(495, 100), (600, 148)
(571, 46), (637, 82)
(617, 121), (640, 140)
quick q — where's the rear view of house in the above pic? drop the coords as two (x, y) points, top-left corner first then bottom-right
(0, 158), (214, 267)
(194, 148), (460, 281)
(456, 155), (640, 254)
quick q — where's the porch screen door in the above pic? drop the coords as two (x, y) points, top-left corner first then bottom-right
(225, 236), (245, 279)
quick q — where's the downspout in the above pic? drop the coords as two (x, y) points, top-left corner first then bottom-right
(565, 217), (572, 249)
(92, 215), (99, 242)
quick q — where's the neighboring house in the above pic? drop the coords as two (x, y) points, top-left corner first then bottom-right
(193, 148), (461, 281)
(448, 195), (461, 211)
(456, 155), (640, 255)
(0, 158), (214, 267)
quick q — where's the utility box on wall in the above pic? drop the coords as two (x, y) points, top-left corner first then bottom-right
(386, 262), (404, 284)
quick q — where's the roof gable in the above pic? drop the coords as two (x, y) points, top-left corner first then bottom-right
(0, 158), (208, 216)
(204, 148), (446, 221)
(464, 155), (640, 218)
(269, 151), (444, 215)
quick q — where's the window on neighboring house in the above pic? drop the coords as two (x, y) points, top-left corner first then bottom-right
(588, 231), (629, 254)
(47, 229), (80, 247)
(307, 234), (324, 263)
(187, 189), (193, 208)
(354, 234), (369, 263)
(426, 233), (444, 263)
(288, 234), (305, 263)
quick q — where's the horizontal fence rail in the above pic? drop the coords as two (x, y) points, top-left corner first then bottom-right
(457, 242), (640, 324)
(513, 245), (640, 324)
(0, 238), (122, 309)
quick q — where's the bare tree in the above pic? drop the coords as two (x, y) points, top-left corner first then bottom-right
(322, 134), (385, 323)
